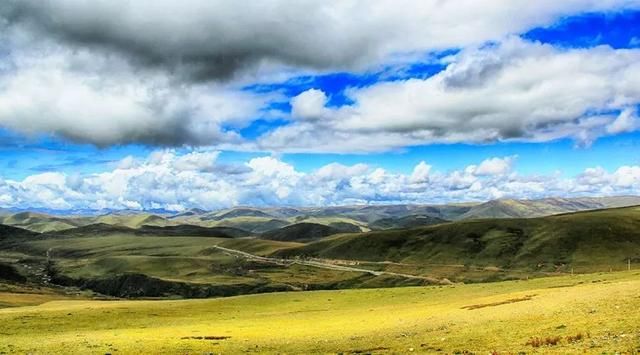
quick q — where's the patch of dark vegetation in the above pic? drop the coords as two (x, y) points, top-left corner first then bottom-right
(0, 262), (26, 283)
(0, 224), (39, 246)
(260, 223), (343, 242)
(526, 335), (561, 347)
(345, 346), (390, 354)
(180, 335), (230, 340)
(48, 223), (249, 238)
(328, 222), (362, 233)
(462, 294), (536, 310)
(135, 225), (249, 238)
(546, 283), (579, 289)
(50, 272), (295, 298)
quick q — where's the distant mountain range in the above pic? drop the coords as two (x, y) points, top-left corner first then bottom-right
(1, 195), (639, 234)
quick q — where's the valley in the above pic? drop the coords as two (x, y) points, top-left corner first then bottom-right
(1, 198), (640, 353)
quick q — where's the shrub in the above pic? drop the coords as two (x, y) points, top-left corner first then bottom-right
(526, 336), (561, 347)
(566, 333), (584, 343)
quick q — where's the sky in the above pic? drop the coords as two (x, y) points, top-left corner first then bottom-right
(0, 1), (640, 212)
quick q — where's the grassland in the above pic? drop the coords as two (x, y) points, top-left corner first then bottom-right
(0, 271), (638, 354)
(277, 206), (640, 279)
(0, 282), (85, 308)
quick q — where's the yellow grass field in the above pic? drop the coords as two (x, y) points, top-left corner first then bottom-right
(1, 271), (639, 354)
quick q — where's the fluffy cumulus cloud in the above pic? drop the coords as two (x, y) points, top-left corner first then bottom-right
(472, 156), (516, 176)
(0, 43), (274, 146)
(1, 151), (639, 211)
(1, 1), (640, 148)
(260, 38), (640, 152)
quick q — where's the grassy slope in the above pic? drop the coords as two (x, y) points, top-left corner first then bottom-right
(92, 214), (174, 229)
(0, 282), (87, 308)
(207, 216), (290, 233)
(275, 206), (640, 275)
(456, 196), (640, 220)
(0, 212), (78, 233)
(290, 216), (368, 231)
(369, 214), (448, 230)
(260, 222), (343, 242)
(0, 271), (638, 354)
(16, 233), (368, 291)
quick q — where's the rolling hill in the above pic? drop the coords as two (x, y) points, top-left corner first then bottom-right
(202, 208), (276, 220)
(369, 214), (448, 230)
(274, 206), (640, 276)
(259, 222), (345, 242)
(1, 201), (640, 297)
(211, 217), (290, 233)
(457, 196), (640, 220)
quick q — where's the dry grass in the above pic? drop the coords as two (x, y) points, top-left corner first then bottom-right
(0, 271), (638, 354)
(566, 332), (585, 343)
(526, 335), (561, 347)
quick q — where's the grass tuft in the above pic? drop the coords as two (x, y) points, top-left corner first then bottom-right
(566, 332), (584, 343)
(526, 335), (561, 347)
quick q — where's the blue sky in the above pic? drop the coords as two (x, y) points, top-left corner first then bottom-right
(0, 2), (640, 211)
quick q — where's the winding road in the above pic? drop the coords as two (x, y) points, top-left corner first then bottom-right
(212, 245), (441, 282)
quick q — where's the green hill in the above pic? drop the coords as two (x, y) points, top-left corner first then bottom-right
(0, 212), (79, 232)
(369, 215), (448, 230)
(275, 206), (640, 275)
(49, 223), (250, 238)
(3, 205), (640, 296)
(204, 208), (275, 220)
(92, 213), (173, 228)
(260, 222), (344, 242)
(0, 224), (39, 240)
(212, 217), (290, 234)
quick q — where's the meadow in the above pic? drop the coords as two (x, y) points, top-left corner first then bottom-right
(1, 270), (639, 354)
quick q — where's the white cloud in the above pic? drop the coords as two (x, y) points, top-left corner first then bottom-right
(0, 46), (272, 146)
(259, 38), (640, 152)
(314, 163), (369, 181)
(291, 89), (329, 121)
(2, 151), (639, 211)
(173, 150), (220, 172)
(606, 108), (639, 134)
(410, 161), (432, 183)
(473, 156), (516, 176)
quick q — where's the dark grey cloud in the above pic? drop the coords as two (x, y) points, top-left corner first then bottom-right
(4, 1), (638, 82)
(1, 0), (377, 81)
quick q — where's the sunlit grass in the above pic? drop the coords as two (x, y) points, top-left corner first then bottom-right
(1, 271), (638, 354)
